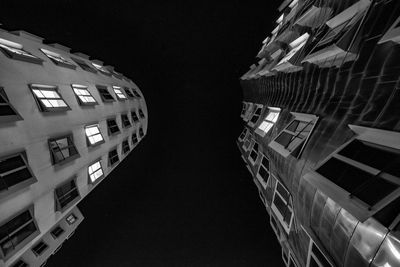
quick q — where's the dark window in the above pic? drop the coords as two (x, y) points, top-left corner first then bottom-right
(0, 39), (43, 64)
(66, 213), (77, 225)
(258, 156), (270, 181)
(138, 108), (145, 119)
(131, 89), (141, 98)
(311, 243), (331, 267)
(121, 114), (131, 128)
(0, 87), (22, 123)
(107, 119), (120, 135)
(124, 88), (135, 98)
(96, 86), (115, 102)
(0, 153), (35, 193)
(108, 149), (119, 166)
(0, 209), (38, 257)
(138, 127), (144, 138)
(132, 132), (138, 145)
(48, 135), (79, 165)
(131, 111), (139, 123)
(250, 143), (259, 162)
(239, 128), (247, 140)
(50, 226), (64, 239)
(71, 57), (97, 73)
(11, 259), (28, 267)
(55, 179), (80, 211)
(32, 241), (48, 256)
(122, 140), (130, 154)
(250, 107), (262, 123)
(373, 195), (400, 228)
(275, 119), (314, 153)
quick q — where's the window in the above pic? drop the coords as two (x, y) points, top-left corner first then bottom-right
(131, 111), (139, 123)
(238, 128), (248, 142)
(132, 132), (138, 145)
(112, 86), (127, 100)
(50, 226), (64, 239)
(108, 149), (119, 166)
(71, 84), (97, 106)
(0, 38), (42, 64)
(271, 179), (294, 234)
(138, 127), (144, 138)
(282, 246), (299, 267)
(122, 140), (130, 155)
(88, 160), (104, 183)
(0, 152), (36, 195)
(256, 154), (270, 189)
(30, 84), (70, 112)
(124, 88), (135, 98)
(0, 87), (23, 123)
(131, 88), (141, 98)
(0, 208), (39, 258)
(243, 103), (255, 122)
(255, 107), (281, 137)
(40, 48), (75, 69)
(248, 142), (259, 165)
(91, 62), (112, 76)
(55, 178), (80, 211)
(96, 85), (115, 103)
(85, 124), (104, 146)
(32, 241), (48, 256)
(11, 259), (28, 267)
(240, 102), (248, 117)
(66, 213), (77, 225)
(48, 134), (79, 165)
(305, 125), (400, 223)
(269, 112), (318, 158)
(106, 118), (120, 136)
(138, 108), (145, 119)
(270, 213), (283, 242)
(272, 33), (309, 72)
(305, 232), (333, 267)
(242, 134), (252, 151)
(249, 105), (263, 126)
(71, 57), (97, 73)
(121, 114), (131, 128)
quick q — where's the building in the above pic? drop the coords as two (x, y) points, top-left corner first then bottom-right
(0, 27), (148, 267)
(238, 0), (400, 266)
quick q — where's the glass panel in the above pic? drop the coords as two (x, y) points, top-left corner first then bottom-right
(275, 132), (293, 147)
(353, 176), (398, 206)
(311, 244), (331, 266)
(0, 155), (25, 174)
(373, 195), (400, 227)
(3, 168), (32, 188)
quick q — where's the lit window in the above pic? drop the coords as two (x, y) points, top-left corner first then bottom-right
(124, 88), (135, 98)
(51, 226), (65, 239)
(32, 241), (48, 256)
(10, 259), (28, 267)
(256, 154), (270, 189)
(248, 142), (259, 165)
(55, 178), (80, 211)
(122, 139), (130, 154)
(0, 152), (36, 194)
(71, 57), (97, 73)
(85, 124), (104, 146)
(112, 86), (127, 100)
(132, 132), (138, 145)
(48, 134), (79, 165)
(72, 84), (97, 106)
(96, 85), (115, 102)
(66, 213), (77, 225)
(121, 114), (131, 128)
(30, 84), (70, 112)
(249, 105), (263, 126)
(271, 179), (294, 234)
(255, 107), (281, 137)
(238, 128), (248, 142)
(40, 48), (75, 69)
(138, 108), (145, 119)
(91, 62), (112, 76)
(0, 38), (42, 64)
(269, 112), (318, 158)
(0, 87), (23, 123)
(108, 149), (119, 166)
(0, 207), (39, 258)
(88, 160), (104, 183)
(138, 127), (144, 138)
(107, 118), (120, 136)
(131, 111), (139, 123)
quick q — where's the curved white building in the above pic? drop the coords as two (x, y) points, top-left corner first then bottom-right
(0, 29), (148, 267)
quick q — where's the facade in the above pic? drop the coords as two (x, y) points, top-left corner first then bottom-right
(0, 28), (147, 267)
(238, 0), (400, 266)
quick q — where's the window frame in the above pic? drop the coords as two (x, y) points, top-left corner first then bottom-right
(248, 104), (263, 127)
(255, 107), (281, 137)
(242, 134), (253, 152)
(39, 48), (76, 69)
(108, 148), (120, 167)
(29, 84), (71, 112)
(112, 86), (127, 101)
(303, 226), (334, 267)
(0, 87), (23, 123)
(84, 123), (105, 147)
(91, 62), (112, 76)
(31, 240), (49, 257)
(256, 154), (270, 189)
(48, 133), (80, 165)
(124, 87), (135, 99)
(121, 114), (132, 128)
(243, 103), (255, 122)
(71, 57), (97, 73)
(10, 259), (28, 267)
(54, 177), (81, 212)
(50, 225), (65, 239)
(271, 178), (294, 234)
(71, 84), (98, 106)
(270, 211), (284, 242)
(238, 128), (248, 142)
(138, 127), (145, 138)
(0, 38), (43, 64)
(66, 213), (77, 225)
(138, 108), (145, 119)
(122, 139), (130, 155)
(131, 111), (140, 123)
(96, 85), (115, 103)
(106, 118), (121, 136)
(131, 88), (142, 98)
(269, 112), (318, 158)
(240, 102), (248, 118)
(132, 131), (139, 146)
(248, 141), (260, 165)
(88, 159), (104, 184)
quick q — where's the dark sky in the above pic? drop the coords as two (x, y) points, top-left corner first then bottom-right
(1, 1), (285, 266)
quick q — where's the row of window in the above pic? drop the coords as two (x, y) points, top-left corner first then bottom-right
(0, 36), (130, 81)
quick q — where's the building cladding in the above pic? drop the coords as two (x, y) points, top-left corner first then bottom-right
(0, 28), (147, 266)
(238, 0), (400, 266)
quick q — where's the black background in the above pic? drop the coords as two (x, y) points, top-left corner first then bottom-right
(1, 1), (284, 266)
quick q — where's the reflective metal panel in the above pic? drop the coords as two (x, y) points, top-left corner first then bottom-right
(371, 233), (400, 267)
(319, 198), (341, 257)
(296, 177), (317, 226)
(310, 190), (327, 236)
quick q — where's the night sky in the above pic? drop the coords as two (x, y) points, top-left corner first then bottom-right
(1, 1), (285, 266)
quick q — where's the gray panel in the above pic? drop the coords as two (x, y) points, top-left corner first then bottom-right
(310, 190), (327, 237)
(319, 198), (341, 258)
(297, 177), (317, 226)
(371, 233), (400, 267)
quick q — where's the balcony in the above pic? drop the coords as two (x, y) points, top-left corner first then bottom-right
(272, 33), (309, 72)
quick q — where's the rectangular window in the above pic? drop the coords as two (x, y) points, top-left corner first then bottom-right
(138, 108), (145, 119)
(256, 154), (270, 189)
(11, 259), (28, 267)
(132, 132), (138, 145)
(71, 84), (97, 106)
(122, 140), (130, 155)
(32, 241), (48, 256)
(138, 127), (144, 138)
(48, 134), (79, 165)
(0, 38), (42, 64)
(243, 103), (255, 122)
(248, 142), (259, 165)
(40, 48), (75, 69)
(107, 118), (120, 136)
(71, 57), (97, 73)
(88, 160), (104, 183)
(121, 114), (131, 128)
(55, 178), (80, 211)
(91, 62), (112, 76)
(249, 105), (263, 126)
(0, 152), (36, 194)
(96, 85), (115, 103)
(256, 107), (281, 137)
(124, 88), (135, 98)
(85, 124), (104, 146)
(271, 180), (294, 234)
(242, 134), (252, 151)
(131, 111), (139, 123)
(305, 233), (333, 267)
(66, 213), (77, 225)
(30, 84), (70, 112)
(131, 89), (141, 98)
(269, 112), (318, 158)
(0, 208), (39, 258)
(0, 87), (23, 123)
(238, 128), (248, 142)
(108, 149), (120, 166)
(112, 86), (127, 100)
(50, 226), (65, 239)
